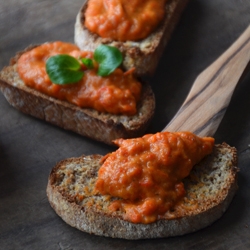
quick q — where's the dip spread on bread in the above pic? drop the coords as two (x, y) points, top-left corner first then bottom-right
(95, 131), (215, 224)
(84, 0), (167, 41)
(17, 41), (141, 115)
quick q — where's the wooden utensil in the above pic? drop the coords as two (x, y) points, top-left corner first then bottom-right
(163, 25), (250, 137)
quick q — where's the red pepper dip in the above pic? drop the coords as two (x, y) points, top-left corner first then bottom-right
(17, 41), (142, 115)
(95, 131), (215, 224)
(85, 0), (167, 41)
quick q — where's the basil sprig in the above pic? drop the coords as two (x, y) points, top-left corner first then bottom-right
(81, 58), (94, 69)
(94, 45), (123, 76)
(46, 45), (123, 85)
(46, 55), (84, 84)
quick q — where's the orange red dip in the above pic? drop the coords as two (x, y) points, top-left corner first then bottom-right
(85, 0), (167, 41)
(17, 41), (142, 115)
(95, 131), (215, 224)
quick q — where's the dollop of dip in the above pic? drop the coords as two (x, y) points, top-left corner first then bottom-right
(17, 41), (141, 115)
(84, 0), (167, 41)
(95, 131), (215, 224)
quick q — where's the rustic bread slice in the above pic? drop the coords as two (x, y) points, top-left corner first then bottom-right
(75, 0), (189, 76)
(46, 143), (238, 239)
(0, 46), (155, 145)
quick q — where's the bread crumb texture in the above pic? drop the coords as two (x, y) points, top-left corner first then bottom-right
(47, 143), (238, 239)
(75, 0), (190, 76)
(50, 155), (122, 215)
(0, 52), (155, 144)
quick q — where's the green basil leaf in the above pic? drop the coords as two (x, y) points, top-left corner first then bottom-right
(94, 45), (123, 76)
(46, 54), (84, 85)
(81, 58), (94, 69)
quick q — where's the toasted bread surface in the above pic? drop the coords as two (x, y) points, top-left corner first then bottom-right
(0, 46), (155, 145)
(46, 143), (238, 239)
(75, 0), (189, 76)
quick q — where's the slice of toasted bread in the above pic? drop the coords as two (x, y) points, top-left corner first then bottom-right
(0, 45), (155, 145)
(75, 0), (189, 76)
(46, 143), (238, 239)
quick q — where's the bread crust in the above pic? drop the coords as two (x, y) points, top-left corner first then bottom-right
(46, 143), (238, 239)
(74, 0), (189, 76)
(0, 45), (155, 145)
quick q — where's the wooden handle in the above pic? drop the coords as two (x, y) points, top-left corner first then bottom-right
(163, 25), (250, 137)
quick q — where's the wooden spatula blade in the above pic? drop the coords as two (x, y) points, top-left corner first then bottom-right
(163, 25), (250, 137)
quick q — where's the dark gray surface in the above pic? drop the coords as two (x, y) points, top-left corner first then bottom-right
(0, 0), (250, 249)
